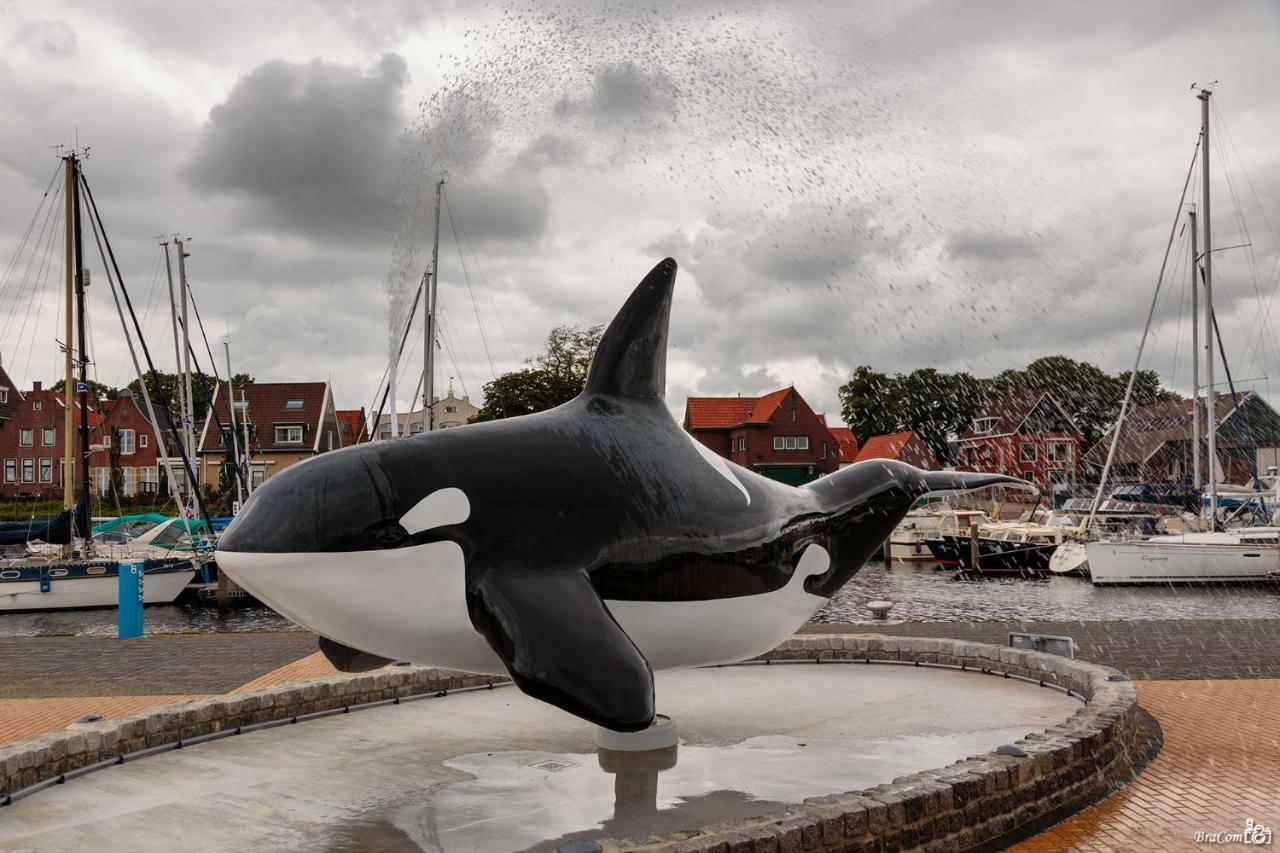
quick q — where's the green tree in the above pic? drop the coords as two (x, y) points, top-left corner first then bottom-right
(838, 356), (1178, 465)
(471, 325), (604, 423)
(50, 379), (117, 402)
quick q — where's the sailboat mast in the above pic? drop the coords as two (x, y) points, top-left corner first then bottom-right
(71, 158), (90, 537)
(224, 339), (244, 508)
(175, 239), (197, 469)
(1199, 88), (1217, 526)
(61, 156), (76, 514)
(161, 240), (186, 499)
(1189, 206), (1200, 489)
(425, 176), (444, 432)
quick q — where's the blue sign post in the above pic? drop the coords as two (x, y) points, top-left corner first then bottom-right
(117, 561), (144, 638)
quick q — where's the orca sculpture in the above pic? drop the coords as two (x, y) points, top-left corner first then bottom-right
(216, 258), (1030, 732)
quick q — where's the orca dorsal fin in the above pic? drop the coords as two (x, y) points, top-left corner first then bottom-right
(582, 258), (676, 399)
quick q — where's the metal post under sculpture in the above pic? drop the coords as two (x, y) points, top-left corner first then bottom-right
(216, 259), (1030, 732)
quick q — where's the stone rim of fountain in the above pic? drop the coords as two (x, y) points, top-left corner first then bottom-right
(0, 635), (1147, 851)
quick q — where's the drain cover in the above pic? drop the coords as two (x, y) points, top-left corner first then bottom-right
(530, 759), (577, 772)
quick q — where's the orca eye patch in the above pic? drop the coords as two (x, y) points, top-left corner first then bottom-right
(400, 488), (471, 536)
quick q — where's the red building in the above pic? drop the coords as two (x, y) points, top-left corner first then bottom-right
(336, 408), (369, 446)
(853, 430), (939, 470)
(955, 390), (1081, 492)
(0, 379), (101, 500)
(827, 427), (860, 467)
(87, 390), (177, 500)
(683, 386), (840, 485)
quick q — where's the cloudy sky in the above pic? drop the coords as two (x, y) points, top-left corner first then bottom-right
(2, 0), (1278, 426)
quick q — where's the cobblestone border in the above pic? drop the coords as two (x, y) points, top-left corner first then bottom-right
(0, 635), (1145, 853)
(595, 635), (1145, 852)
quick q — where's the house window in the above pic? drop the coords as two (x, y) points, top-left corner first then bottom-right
(379, 428), (391, 440)
(102, 434), (111, 448)
(32, 400), (40, 411)
(140, 434), (148, 448)
(1047, 441), (1072, 463)
(409, 422), (424, 435)
(122, 467), (135, 496)
(19, 428), (32, 447)
(250, 466), (266, 489)
(0, 389), (7, 403)
(22, 459), (34, 482)
(445, 405), (457, 413)
(39, 458), (52, 483)
(790, 408), (797, 422)
(120, 429), (136, 455)
(735, 437), (747, 452)
(285, 399), (304, 410)
(1019, 442), (1037, 463)
(773, 436), (784, 450)
(821, 441), (828, 459)
(3, 460), (14, 482)
(93, 467), (109, 494)
(798, 436), (810, 450)
(275, 425), (304, 444)
(42, 427), (55, 446)
(974, 418), (998, 434)
(140, 467), (157, 494)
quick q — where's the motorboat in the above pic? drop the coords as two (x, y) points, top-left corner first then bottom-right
(886, 507), (989, 561)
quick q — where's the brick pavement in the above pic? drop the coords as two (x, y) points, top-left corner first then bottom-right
(0, 695), (212, 745)
(0, 633), (318, 698)
(1016, 680), (1280, 851)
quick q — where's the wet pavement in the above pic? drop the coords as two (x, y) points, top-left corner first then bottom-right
(0, 665), (1078, 853)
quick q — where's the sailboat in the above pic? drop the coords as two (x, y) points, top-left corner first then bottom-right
(0, 151), (198, 611)
(1085, 89), (1280, 585)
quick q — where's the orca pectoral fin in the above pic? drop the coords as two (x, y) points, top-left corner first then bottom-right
(318, 636), (395, 673)
(467, 565), (655, 732)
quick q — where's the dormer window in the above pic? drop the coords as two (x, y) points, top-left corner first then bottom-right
(0, 388), (7, 403)
(285, 399), (304, 410)
(275, 425), (304, 444)
(973, 417), (998, 434)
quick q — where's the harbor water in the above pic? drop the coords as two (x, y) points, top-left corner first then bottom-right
(0, 558), (1275, 637)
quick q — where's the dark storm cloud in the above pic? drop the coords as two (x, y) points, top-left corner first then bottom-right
(946, 231), (1045, 262)
(184, 53), (409, 245)
(554, 62), (677, 132)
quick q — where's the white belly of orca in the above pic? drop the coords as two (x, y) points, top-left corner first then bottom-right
(215, 542), (831, 675)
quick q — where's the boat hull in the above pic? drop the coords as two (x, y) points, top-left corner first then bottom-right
(1086, 541), (1280, 585)
(0, 559), (196, 611)
(887, 538), (935, 561)
(1049, 542), (1090, 576)
(928, 536), (1055, 572)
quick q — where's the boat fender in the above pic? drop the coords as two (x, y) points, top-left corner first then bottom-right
(39, 570), (51, 594)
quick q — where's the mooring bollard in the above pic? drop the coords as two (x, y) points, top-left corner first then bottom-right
(117, 561), (144, 638)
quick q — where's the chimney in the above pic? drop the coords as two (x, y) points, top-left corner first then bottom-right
(32, 381), (42, 392)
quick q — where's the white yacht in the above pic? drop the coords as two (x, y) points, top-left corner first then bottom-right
(1087, 528), (1280, 585)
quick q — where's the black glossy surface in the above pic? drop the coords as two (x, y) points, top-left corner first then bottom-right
(218, 258), (1027, 731)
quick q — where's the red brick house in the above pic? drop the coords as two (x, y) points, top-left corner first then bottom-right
(198, 381), (342, 491)
(853, 430), (939, 470)
(828, 427), (860, 468)
(0, 380), (101, 500)
(955, 390), (1081, 492)
(336, 408), (369, 446)
(683, 386), (840, 485)
(87, 390), (181, 500)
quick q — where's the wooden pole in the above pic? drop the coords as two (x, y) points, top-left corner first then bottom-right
(969, 522), (980, 573)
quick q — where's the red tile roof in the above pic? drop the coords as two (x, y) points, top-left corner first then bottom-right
(828, 427), (859, 462)
(853, 430), (917, 463)
(685, 386), (794, 430)
(199, 382), (329, 453)
(336, 408), (368, 446)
